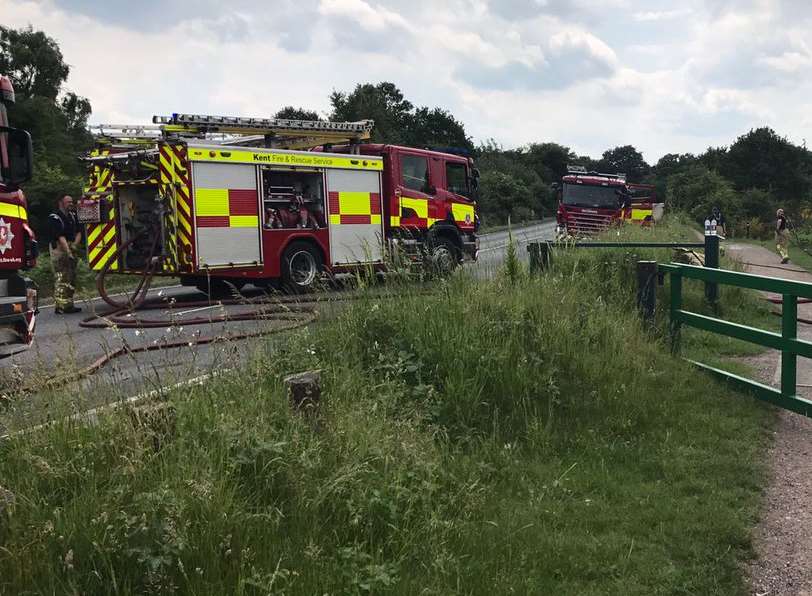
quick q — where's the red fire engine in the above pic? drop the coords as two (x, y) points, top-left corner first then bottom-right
(555, 165), (662, 237)
(0, 74), (37, 357)
(79, 113), (479, 298)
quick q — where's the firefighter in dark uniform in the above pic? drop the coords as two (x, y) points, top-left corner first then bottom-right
(48, 194), (82, 314)
(776, 208), (790, 264)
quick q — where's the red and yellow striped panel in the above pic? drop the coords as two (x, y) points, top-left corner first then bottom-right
(85, 153), (119, 272)
(195, 188), (259, 228)
(159, 143), (195, 270)
(159, 144), (189, 269)
(328, 191), (381, 225)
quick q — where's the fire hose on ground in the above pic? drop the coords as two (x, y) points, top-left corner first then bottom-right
(3, 227), (318, 397)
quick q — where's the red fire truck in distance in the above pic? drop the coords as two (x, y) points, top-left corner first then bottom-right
(554, 165), (662, 237)
(0, 74), (37, 357)
(79, 114), (479, 295)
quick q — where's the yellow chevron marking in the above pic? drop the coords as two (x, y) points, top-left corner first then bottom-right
(178, 215), (192, 235)
(97, 242), (117, 269)
(87, 225), (102, 244)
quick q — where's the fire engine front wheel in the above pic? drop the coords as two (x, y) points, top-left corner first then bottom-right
(428, 238), (460, 277)
(282, 241), (323, 293)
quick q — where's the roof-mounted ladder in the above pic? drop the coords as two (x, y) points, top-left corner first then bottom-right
(151, 113), (374, 149)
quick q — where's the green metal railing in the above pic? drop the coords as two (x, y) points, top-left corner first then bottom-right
(660, 262), (812, 417)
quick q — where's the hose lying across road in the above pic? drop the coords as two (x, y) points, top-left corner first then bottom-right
(2, 292), (321, 398)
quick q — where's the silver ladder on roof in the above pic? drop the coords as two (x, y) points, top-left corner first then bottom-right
(153, 112), (373, 134)
(152, 112), (375, 150)
(86, 113), (376, 155)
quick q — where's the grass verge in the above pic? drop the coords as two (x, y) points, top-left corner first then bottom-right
(0, 217), (774, 594)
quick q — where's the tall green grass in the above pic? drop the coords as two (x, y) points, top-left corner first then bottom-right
(0, 217), (773, 594)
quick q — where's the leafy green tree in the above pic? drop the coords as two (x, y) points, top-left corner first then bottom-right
(330, 82), (413, 144)
(719, 127), (812, 211)
(738, 188), (778, 221)
(475, 140), (551, 221)
(525, 142), (576, 183)
(330, 82), (473, 151)
(598, 145), (650, 182)
(574, 155), (601, 172)
(665, 165), (738, 225)
(653, 153), (697, 203)
(275, 106), (321, 120)
(699, 146), (727, 173)
(0, 26), (68, 100)
(478, 170), (539, 225)
(405, 106), (472, 151)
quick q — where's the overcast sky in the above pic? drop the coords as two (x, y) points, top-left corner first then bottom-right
(3, 0), (812, 161)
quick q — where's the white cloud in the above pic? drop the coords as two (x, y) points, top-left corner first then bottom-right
(318, 0), (410, 32)
(549, 29), (618, 68)
(2, 0), (812, 160)
(633, 9), (691, 21)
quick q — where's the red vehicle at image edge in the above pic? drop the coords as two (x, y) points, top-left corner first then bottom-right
(0, 74), (37, 357)
(80, 114), (479, 295)
(554, 165), (663, 237)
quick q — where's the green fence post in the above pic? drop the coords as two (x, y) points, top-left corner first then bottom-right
(636, 261), (657, 323)
(782, 294), (798, 397)
(528, 243), (540, 275)
(704, 233), (720, 305)
(670, 271), (682, 354)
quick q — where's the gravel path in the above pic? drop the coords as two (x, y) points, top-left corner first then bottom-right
(725, 242), (812, 596)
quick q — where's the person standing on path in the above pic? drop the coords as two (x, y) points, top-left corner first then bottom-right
(48, 194), (82, 314)
(776, 208), (790, 264)
(711, 206), (726, 238)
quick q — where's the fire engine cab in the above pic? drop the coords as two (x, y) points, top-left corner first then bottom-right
(79, 113), (479, 296)
(0, 73), (37, 357)
(555, 165), (662, 237)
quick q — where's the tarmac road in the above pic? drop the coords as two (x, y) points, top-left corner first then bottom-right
(0, 221), (556, 427)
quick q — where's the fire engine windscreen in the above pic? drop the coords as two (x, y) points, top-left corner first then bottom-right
(118, 185), (164, 269)
(563, 183), (623, 209)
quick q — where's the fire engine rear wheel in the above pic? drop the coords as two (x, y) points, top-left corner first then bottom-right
(282, 241), (323, 293)
(429, 238), (460, 276)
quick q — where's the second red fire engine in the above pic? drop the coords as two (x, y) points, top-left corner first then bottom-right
(555, 165), (663, 237)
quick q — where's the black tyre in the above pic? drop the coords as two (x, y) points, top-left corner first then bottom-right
(428, 237), (460, 276)
(282, 241), (323, 293)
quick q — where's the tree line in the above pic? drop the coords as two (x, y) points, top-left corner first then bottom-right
(2, 25), (810, 238)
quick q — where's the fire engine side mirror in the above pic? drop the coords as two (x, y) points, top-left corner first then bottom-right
(550, 182), (560, 191)
(1, 126), (33, 187)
